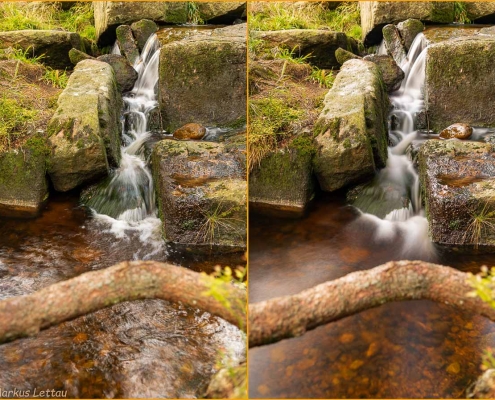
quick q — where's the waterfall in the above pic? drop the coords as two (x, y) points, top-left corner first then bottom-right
(84, 34), (164, 258)
(352, 33), (436, 259)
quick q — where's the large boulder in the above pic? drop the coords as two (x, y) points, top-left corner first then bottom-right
(249, 135), (316, 216)
(151, 138), (246, 252)
(313, 59), (389, 192)
(466, 2), (495, 22)
(159, 24), (246, 132)
(0, 143), (48, 218)
(0, 30), (82, 69)
(47, 60), (122, 192)
(360, 2), (454, 46)
(94, 2), (246, 45)
(419, 140), (495, 250)
(97, 54), (138, 92)
(425, 36), (495, 132)
(251, 29), (351, 69)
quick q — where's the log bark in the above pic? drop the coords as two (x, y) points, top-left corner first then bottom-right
(0, 261), (246, 344)
(249, 260), (495, 347)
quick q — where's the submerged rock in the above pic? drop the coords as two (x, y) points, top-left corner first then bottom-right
(335, 48), (361, 65)
(0, 144), (48, 218)
(397, 18), (424, 51)
(249, 135), (316, 217)
(159, 24), (246, 132)
(425, 36), (495, 132)
(152, 138), (246, 252)
(0, 30), (82, 69)
(47, 60), (122, 192)
(94, 1), (246, 45)
(313, 59), (389, 192)
(419, 140), (495, 250)
(360, 2), (454, 46)
(363, 54), (404, 92)
(382, 24), (407, 66)
(439, 123), (473, 140)
(173, 123), (207, 140)
(251, 29), (351, 69)
(116, 25), (140, 65)
(130, 19), (158, 52)
(97, 54), (138, 92)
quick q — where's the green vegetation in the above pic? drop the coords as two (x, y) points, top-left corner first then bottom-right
(464, 203), (495, 249)
(249, 95), (305, 170)
(249, 1), (362, 40)
(186, 2), (204, 25)
(0, 47), (44, 65)
(197, 203), (243, 246)
(43, 68), (68, 89)
(454, 2), (471, 24)
(468, 266), (495, 371)
(309, 67), (335, 88)
(0, 2), (96, 40)
(0, 95), (37, 151)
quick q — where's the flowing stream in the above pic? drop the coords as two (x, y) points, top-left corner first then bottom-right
(352, 33), (436, 260)
(0, 32), (245, 398)
(250, 30), (495, 398)
(83, 34), (164, 259)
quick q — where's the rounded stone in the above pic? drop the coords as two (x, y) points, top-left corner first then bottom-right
(173, 123), (206, 140)
(439, 123), (473, 140)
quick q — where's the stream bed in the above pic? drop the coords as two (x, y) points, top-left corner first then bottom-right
(0, 192), (245, 398)
(249, 193), (495, 398)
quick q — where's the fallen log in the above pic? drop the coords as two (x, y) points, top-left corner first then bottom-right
(249, 260), (494, 347)
(0, 260), (246, 344)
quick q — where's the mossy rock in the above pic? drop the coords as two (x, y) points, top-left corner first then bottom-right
(94, 1), (245, 46)
(151, 139), (246, 252)
(360, 1), (454, 46)
(397, 18), (424, 51)
(69, 48), (95, 65)
(0, 144), (48, 218)
(382, 24), (406, 66)
(97, 54), (138, 92)
(335, 48), (361, 65)
(249, 135), (316, 217)
(363, 54), (404, 92)
(425, 36), (495, 132)
(0, 30), (82, 70)
(116, 25), (139, 65)
(313, 59), (389, 192)
(47, 60), (123, 192)
(158, 24), (246, 132)
(419, 140), (495, 251)
(130, 19), (158, 51)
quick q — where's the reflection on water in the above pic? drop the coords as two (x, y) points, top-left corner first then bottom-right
(0, 192), (245, 398)
(249, 193), (495, 398)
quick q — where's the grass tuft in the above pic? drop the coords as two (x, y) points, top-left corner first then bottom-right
(249, 1), (362, 40)
(43, 68), (68, 89)
(0, 2), (96, 40)
(464, 202), (495, 249)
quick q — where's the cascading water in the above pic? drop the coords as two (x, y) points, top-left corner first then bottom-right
(352, 33), (436, 259)
(84, 34), (164, 258)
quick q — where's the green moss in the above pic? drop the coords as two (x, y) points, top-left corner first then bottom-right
(290, 135), (316, 157)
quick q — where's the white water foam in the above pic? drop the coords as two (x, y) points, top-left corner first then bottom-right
(355, 33), (436, 259)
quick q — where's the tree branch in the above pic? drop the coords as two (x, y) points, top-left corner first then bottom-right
(249, 260), (493, 347)
(0, 261), (246, 344)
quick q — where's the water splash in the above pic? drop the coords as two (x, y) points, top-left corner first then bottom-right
(84, 34), (164, 253)
(352, 33), (436, 260)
